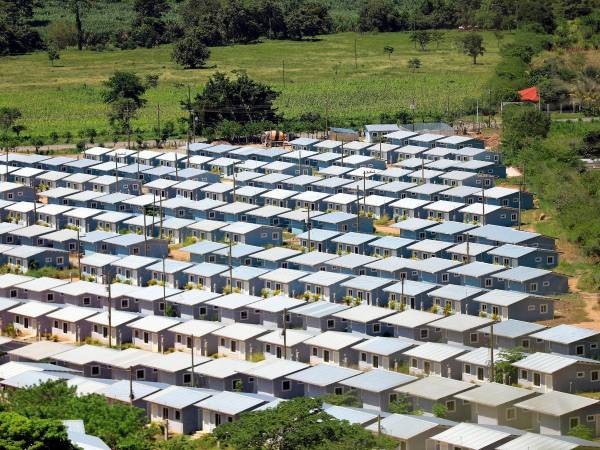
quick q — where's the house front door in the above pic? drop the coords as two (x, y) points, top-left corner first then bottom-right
(424, 361), (430, 374)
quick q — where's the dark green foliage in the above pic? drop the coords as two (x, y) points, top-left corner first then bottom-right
(502, 105), (551, 158)
(580, 130), (600, 158)
(494, 348), (525, 384)
(172, 31), (211, 69)
(190, 71), (279, 131)
(319, 391), (362, 407)
(285, 2), (334, 40)
(102, 71), (147, 108)
(568, 424), (594, 440)
(359, 0), (403, 32)
(4, 380), (152, 449)
(0, 0), (44, 55)
(388, 394), (412, 414)
(457, 32), (485, 64)
(410, 30), (432, 51)
(0, 411), (78, 450)
(0, 107), (22, 135)
(212, 397), (396, 450)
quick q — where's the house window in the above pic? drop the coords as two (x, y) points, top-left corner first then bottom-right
(240, 310), (248, 320)
(327, 319), (335, 329)
(334, 387), (343, 395)
(174, 410), (181, 421)
(372, 324), (381, 333)
(464, 364), (471, 374)
(530, 283), (538, 292)
(445, 400), (456, 412)
(470, 333), (478, 343)
(577, 372), (585, 378)
(570, 417), (580, 429)
(136, 369), (145, 380)
(533, 372), (541, 387)
(183, 374), (191, 384)
(121, 299), (129, 308)
(282, 380), (291, 391)
(547, 256), (555, 264)
(506, 407), (516, 421)
(312, 347), (318, 356)
(91, 366), (100, 376)
(540, 304), (548, 314)
(420, 329), (429, 339)
(576, 345), (585, 355)
(361, 352), (367, 362)
(57, 257), (64, 265)
(521, 370), (527, 379)
(411, 358), (418, 368)
(588, 415), (596, 422)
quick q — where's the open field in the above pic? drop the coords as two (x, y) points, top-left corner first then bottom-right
(0, 31), (504, 140)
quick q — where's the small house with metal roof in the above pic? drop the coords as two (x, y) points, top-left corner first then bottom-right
(211, 322), (269, 360)
(493, 266), (568, 295)
(447, 262), (505, 290)
(432, 313), (494, 346)
(311, 211), (372, 234)
(515, 391), (600, 437)
(79, 253), (122, 283)
(479, 319), (546, 351)
(403, 342), (469, 379)
(186, 219), (227, 242)
(4, 245), (69, 273)
(368, 235), (414, 258)
(128, 285), (181, 316)
(342, 369), (416, 412)
(455, 347), (503, 384)
(514, 352), (600, 393)
(127, 315), (180, 352)
(257, 328), (314, 361)
(249, 295), (305, 330)
(299, 270), (351, 303)
(368, 414), (455, 450)
(165, 289), (221, 321)
(146, 259), (194, 289)
(241, 359), (308, 398)
(103, 233), (168, 259)
(446, 241), (495, 263)
(456, 382), (537, 428)
(287, 364), (360, 397)
(290, 300), (350, 334)
(352, 336), (417, 371)
(498, 432), (600, 450)
(530, 324), (600, 359)
(489, 243), (558, 269)
(303, 330), (364, 367)
(110, 255), (158, 286)
(251, 246), (301, 270)
(218, 265), (269, 296)
(222, 221), (282, 246)
(85, 309), (139, 346)
(9, 301), (60, 337)
(484, 186), (533, 210)
(326, 253), (377, 276)
(259, 268), (308, 297)
(474, 289), (553, 321)
(427, 284), (485, 315)
(195, 391), (268, 433)
(168, 318), (224, 356)
(427, 221), (478, 243)
(428, 422), (519, 450)
(183, 262), (228, 293)
(287, 250), (338, 273)
(206, 293), (263, 324)
(46, 305), (99, 342)
(13, 276), (68, 302)
(212, 243), (262, 267)
(407, 239), (455, 260)
(397, 376), (475, 421)
(51, 280), (108, 308)
(340, 276), (396, 309)
(381, 278), (439, 311)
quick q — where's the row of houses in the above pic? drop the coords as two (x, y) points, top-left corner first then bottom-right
(3, 333), (600, 444)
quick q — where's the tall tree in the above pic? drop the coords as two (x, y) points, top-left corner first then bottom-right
(458, 32), (486, 64)
(190, 71), (279, 131)
(0, 411), (78, 450)
(61, 0), (90, 50)
(359, 0), (401, 32)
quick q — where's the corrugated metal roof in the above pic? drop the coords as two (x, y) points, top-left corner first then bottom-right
(195, 391), (265, 415)
(455, 382), (536, 407)
(430, 313), (493, 332)
(431, 422), (513, 449)
(515, 391), (598, 416)
(287, 363), (360, 386)
(366, 414), (451, 439)
(340, 369), (415, 392)
(144, 385), (215, 409)
(382, 309), (441, 328)
(478, 319), (546, 339)
(513, 352), (600, 374)
(211, 323), (268, 341)
(403, 342), (468, 362)
(304, 331), (364, 350)
(497, 432), (600, 450)
(352, 337), (415, 356)
(396, 376), (474, 400)
(529, 324), (599, 344)
(333, 304), (395, 323)
(290, 301), (349, 318)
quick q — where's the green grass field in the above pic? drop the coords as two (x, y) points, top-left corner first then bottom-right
(0, 31), (504, 140)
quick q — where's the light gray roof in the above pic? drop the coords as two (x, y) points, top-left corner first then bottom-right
(493, 266), (551, 282)
(127, 315), (181, 333)
(127, 285), (182, 302)
(396, 376), (474, 400)
(0, 273), (31, 289)
(324, 405), (378, 426)
(99, 380), (167, 403)
(474, 289), (535, 307)
(448, 261), (505, 278)
(497, 432), (600, 450)
(52, 344), (119, 365)
(249, 295), (305, 313)
(513, 352), (600, 373)
(86, 310), (139, 328)
(327, 253), (377, 269)
(168, 319), (225, 337)
(403, 342), (469, 362)
(8, 341), (75, 361)
(352, 337), (416, 356)
(333, 304), (396, 323)
(340, 369), (416, 392)
(257, 328), (315, 347)
(381, 309), (442, 328)
(206, 293), (262, 309)
(479, 319), (546, 339)
(79, 253), (122, 268)
(304, 331), (364, 350)
(143, 385), (215, 409)
(251, 246), (301, 262)
(390, 217), (437, 231)
(211, 323), (268, 341)
(193, 358), (254, 378)
(369, 236), (414, 250)
(431, 423), (514, 449)
(287, 364), (360, 386)
(110, 255), (158, 270)
(47, 306), (100, 322)
(455, 382), (536, 407)
(259, 268), (308, 284)
(290, 300), (349, 318)
(455, 347), (503, 366)
(428, 284), (483, 301)
(287, 251), (339, 267)
(195, 391), (266, 415)
(340, 275), (395, 292)
(366, 414), (453, 440)
(515, 391), (599, 416)
(240, 359), (308, 380)
(430, 314), (494, 332)
(9, 301), (60, 318)
(299, 270), (351, 287)
(145, 259), (193, 274)
(529, 324), (599, 344)
(16, 276), (69, 292)
(166, 289), (221, 306)
(407, 239), (455, 253)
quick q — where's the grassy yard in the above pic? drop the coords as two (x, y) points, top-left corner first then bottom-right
(0, 31), (504, 140)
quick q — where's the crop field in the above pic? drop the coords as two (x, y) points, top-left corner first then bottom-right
(0, 31), (504, 140)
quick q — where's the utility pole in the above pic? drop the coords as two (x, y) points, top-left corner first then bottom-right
(162, 257), (167, 312)
(282, 308), (287, 359)
(158, 194), (164, 240)
(228, 239), (233, 291)
(151, 193), (157, 237)
(190, 334), (195, 387)
(355, 190), (360, 231)
(129, 367), (134, 405)
(76, 227), (81, 279)
(156, 104), (161, 147)
(489, 321), (495, 382)
(107, 280), (113, 348)
(420, 158), (425, 184)
(115, 156), (119, 193)
(306, 208), (312, 252)
(32, 184), (38, 225)
(143, 209), (148, 255)
(481, 189), (486, 226)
